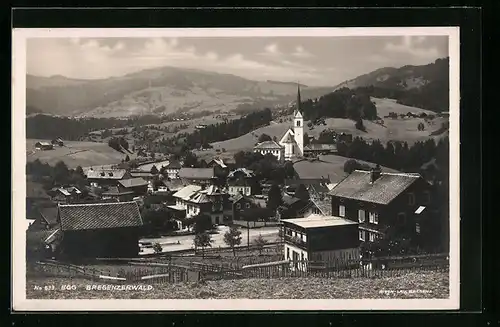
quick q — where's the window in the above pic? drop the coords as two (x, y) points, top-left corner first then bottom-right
(369, 232), (375, 242)
(416, 223), (421, 234)
(339, 205), (346, 217)
(359, 230), (365, 241)
(369, 211), (379, 224)
(423, 190), (431, 204)
(246, 203), (250, 208)
(296, 120), (301, 127)
(286, 247), (290, 259)
(358, 209), (365, 223)
(301, 252), (304, 261)
(408, 192), (416, 205)
(291, 146), (294, 154)
(236, 203), (241, 209)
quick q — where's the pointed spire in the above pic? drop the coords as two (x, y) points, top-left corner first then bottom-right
(296, 82), (302, 114)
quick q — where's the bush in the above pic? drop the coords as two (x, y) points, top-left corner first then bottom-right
(152, 242), (163, 254)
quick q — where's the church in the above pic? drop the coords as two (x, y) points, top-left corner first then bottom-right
(253, 84), (305, 162)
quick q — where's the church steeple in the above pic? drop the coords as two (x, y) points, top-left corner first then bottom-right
(296, 82), (302, 114)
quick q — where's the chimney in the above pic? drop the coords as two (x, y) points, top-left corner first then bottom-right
(370, 164), (382, 183)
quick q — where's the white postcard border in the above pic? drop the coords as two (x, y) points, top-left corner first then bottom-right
(12, 27), (460, 311)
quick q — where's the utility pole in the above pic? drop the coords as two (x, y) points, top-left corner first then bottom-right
(247, 220), (250, 250)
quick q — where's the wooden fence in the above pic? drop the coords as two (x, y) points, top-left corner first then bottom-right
(28, 253), (449, 284)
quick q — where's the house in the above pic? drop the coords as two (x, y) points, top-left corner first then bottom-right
(162, 160), (182, 179)
(226, 193), (269, 222)
(101, 186), (135, 202)
(28, 206), (59, 231)
(227, 168), (257, 196)
(253, 141), (285, 162)
(48, 186), (82, 204)
(276, 194), (310, 221)
(329, 166), (437, 248)
(129, 170), (155, 180)
(282, 214), (360, 271)
(303, 143), (337, 156)
(178, 168), (216, 186)
(184, 185), (228, 225)
(34, 141), (53, 151)
(85, 168), (130, 187)
(51, 138), (64, 146)
(168, 184), (203, 220)
(118, 178), (149, 196)
(207, 158), (230, 178)
(57, 201), (144, 259)
(254, 84), (305, 162)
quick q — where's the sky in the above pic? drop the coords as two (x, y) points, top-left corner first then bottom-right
(26, 35), (449, 87)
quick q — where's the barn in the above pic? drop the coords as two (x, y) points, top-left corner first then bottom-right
(57, 201), (144, 259)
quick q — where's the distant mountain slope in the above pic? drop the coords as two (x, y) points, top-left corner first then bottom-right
(26, 67), (334, 117)
(335, 57), (449, 91)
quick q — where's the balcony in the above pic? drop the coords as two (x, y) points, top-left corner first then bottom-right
(284, 234), (307, 248)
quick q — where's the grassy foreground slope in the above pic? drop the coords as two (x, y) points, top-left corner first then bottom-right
(27, 270), (449, 299)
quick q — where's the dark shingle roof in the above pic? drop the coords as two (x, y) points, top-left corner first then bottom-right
(179, 168), (215, 179)
(166, 160), (182, 169)
(101, 186), (134, 196)
(304, 143), (337, 151)
(329, 170), (421, 205)
(58, 201), (143, 231)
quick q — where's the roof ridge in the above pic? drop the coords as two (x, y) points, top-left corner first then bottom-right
(59, 201), (138, 207)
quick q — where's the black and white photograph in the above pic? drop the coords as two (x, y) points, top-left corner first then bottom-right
(12, 27), (460, 311)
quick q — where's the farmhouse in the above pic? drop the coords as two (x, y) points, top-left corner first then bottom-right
(118, 178), (149, 196)
(178, 167), (216, 186)
(101, 186), (135, 202)
(303, 143), (337, 156)
(227, 168), (258, 197)
(226, 193), (271, 222)
(51, 138), (64, 146)
(282, 214), (360, 271)
(329, 165), (437, 247)
(48, 186), (82, 204)
(162, 160), (182, 179)
(207, 158), (231, 177)
(129, 170), (155, 180)
(34, 141), (53, 151)
(184, 185), (228, 225)
(85, 168), (130, 187)
(57, 201), (143, 259)
(254, 84), (305, 162)
(169, 184), (202, 212)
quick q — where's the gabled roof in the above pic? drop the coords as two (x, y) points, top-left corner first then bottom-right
(165, 160), (182, 169)
(39, 207), (59, 225)
(101, 186), (134, 196)
(282, 133), (296, 144)
(58, 201), (143, 231)
(254, 140), (283, 150)
(282, 214), (357, 229)
(130, 171), (155, 178)
(229, 193), (244, 203)
(208, 158), (227, 168)
(179, 168), (215, 179)
(173, 184), (202, 201)
(86, 169), (128, 180)
(228, 168), (255, 179)
(35, 141), (52, 146)
(162, 179), (184, 191)
(118, 178), (148, 188)
(56, 186), (82, 196)
(329, 170), (422, 205)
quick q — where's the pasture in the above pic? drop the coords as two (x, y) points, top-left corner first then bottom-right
(197, 97), (448, 161)
(26, 139), (135, 169)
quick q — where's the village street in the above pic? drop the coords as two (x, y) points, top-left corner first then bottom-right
(139, 226), (280, 255)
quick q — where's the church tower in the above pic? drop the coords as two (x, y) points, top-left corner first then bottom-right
(294, 83), (304, 156)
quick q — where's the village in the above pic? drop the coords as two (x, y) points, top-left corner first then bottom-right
(25, 86), (450, 299)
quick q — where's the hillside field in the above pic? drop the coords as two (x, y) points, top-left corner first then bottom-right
(201, 97), (448, 157)
(26, 139), (134, 169)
